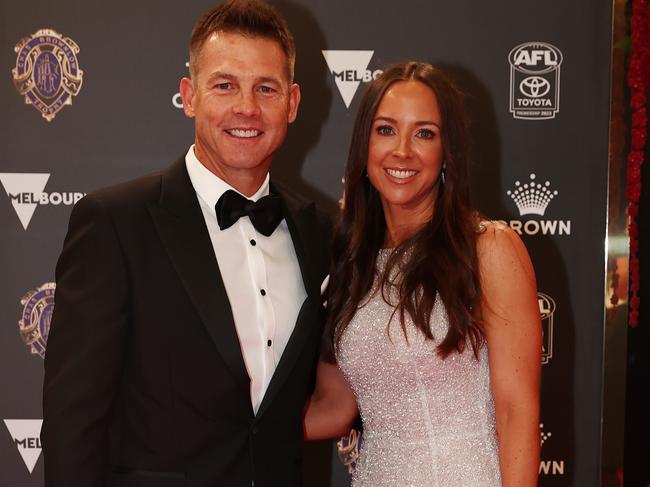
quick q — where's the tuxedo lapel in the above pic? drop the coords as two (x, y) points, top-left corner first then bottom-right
(147, 158), (250, 397)
(277, 185), (320, 298)
(256, 186), (323, 418)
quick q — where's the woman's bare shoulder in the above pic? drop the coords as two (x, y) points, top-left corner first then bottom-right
(475, 219), (534, 278)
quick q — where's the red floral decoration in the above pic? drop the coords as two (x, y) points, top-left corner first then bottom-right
(627, 0), (650, 327)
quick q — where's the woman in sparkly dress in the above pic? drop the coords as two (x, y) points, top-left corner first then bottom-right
(304, 62), (541, 487)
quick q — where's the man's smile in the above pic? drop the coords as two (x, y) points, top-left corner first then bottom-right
(225, 128), (264, 138)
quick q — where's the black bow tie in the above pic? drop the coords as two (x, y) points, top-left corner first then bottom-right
(215, 189), (284, 237)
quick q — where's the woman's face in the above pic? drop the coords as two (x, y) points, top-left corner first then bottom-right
(366, 80), (444, 223)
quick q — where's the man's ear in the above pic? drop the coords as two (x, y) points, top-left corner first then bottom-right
(287, 83), (301, 124)
(179, 77), (196, 118)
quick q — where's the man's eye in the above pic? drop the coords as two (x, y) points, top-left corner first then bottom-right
(258, 85), (275, 94)
(376, 125), (394, 136)
(215, 82), (232, 90)
(417, 128), (435, 139)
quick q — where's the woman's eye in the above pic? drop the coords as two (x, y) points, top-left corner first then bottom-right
(417, 128), (435, 139)
(376, 125), (394, 136)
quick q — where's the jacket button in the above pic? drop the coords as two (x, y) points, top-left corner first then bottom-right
(251, 426), (259, 435)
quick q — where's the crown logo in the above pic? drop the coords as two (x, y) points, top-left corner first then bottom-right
(507, 173), (558, 216)
(540, 423), (552, 446)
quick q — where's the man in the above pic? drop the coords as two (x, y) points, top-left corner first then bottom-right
(42, 1), (331, 486)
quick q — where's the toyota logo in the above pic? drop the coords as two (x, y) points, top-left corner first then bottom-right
(519, 76), (551, 98)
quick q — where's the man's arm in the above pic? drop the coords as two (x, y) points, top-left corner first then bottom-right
(42, 193), (130, 487)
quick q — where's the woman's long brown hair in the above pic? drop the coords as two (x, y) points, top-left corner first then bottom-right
(323, 61), (484, 362)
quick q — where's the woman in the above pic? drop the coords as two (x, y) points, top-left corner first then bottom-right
(304, 62), (541, 486)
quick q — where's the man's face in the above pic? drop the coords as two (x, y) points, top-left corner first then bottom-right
(180, 31), (300, 190)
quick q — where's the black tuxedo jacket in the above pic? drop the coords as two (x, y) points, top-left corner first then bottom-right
(42, 158), (331, 487)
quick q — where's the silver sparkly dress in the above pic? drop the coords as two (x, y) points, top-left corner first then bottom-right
(337, 250), (502, 486)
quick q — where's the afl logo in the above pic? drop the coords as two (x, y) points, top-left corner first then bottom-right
(19, 283), (55, 359)
(12, 29), (83, 122)
(538, 292), (556, 365)
(508, 42), (563, 120)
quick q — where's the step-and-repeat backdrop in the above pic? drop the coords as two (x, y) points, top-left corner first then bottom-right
(1, 1), (612, 485)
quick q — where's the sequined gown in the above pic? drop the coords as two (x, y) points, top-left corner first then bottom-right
(337, 250), (502, 486)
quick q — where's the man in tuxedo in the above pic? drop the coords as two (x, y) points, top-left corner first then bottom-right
(42, 1), (331, 486)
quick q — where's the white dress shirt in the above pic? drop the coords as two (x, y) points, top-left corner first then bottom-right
(185, 146), (307, 414)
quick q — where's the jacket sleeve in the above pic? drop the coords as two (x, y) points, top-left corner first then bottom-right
(42, 193), (130, 487)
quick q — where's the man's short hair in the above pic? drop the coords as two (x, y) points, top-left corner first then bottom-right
(189, 0), (296, 83)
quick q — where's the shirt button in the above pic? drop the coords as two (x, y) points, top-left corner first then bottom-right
(260, 289), (266, 296)
(250, 239), (256, 246)
(267, 339), (272, 347)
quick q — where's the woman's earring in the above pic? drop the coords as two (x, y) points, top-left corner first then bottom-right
(441, 166), (446, 185)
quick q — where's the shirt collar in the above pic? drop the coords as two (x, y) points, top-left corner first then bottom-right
(184, 145), (270, 217)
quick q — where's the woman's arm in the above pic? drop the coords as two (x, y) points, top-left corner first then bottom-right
(477, 222), (542, 487)
(304, 360), (358, 440)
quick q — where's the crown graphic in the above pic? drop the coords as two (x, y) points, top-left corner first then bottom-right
(506, 173), (557, 216)
(539, 423), (552, 446)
